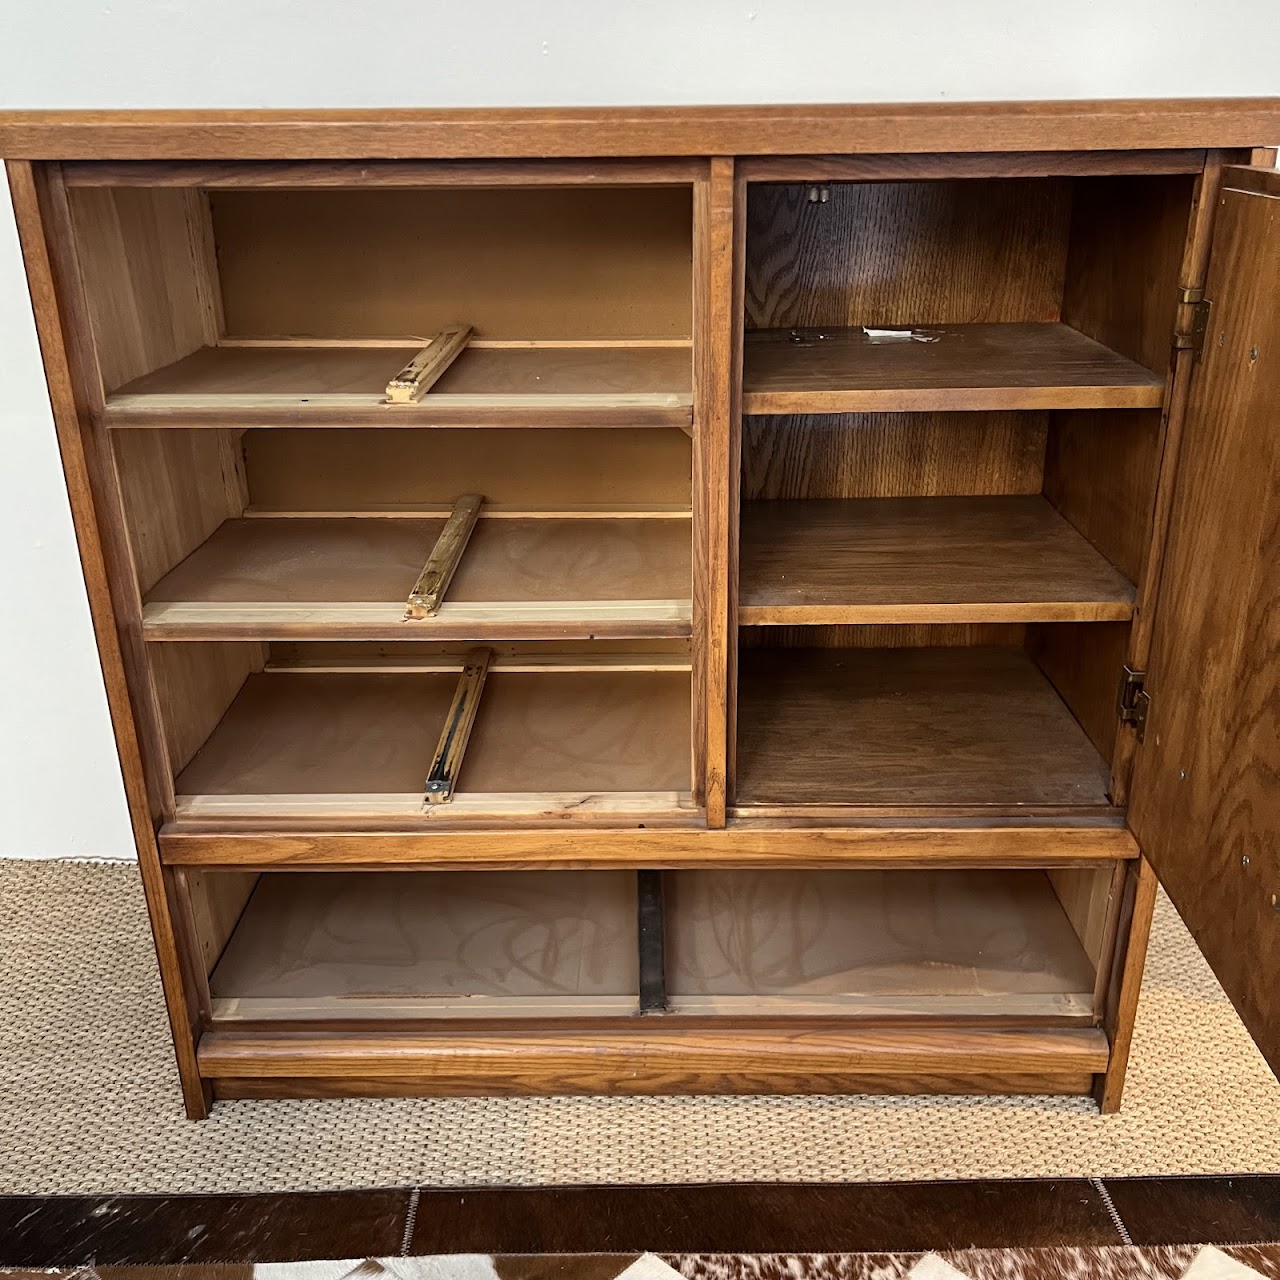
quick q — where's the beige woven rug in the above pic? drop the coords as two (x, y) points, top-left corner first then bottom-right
(2, 857), (1278, 1193)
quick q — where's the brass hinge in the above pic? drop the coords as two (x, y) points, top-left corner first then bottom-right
(1118, 665), (1150, 742)
(1173, 286), (1212, 357)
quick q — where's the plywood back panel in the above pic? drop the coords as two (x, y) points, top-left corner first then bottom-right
(113, 429), (247, 593)
(208, 871), (639, 1016)
(67, 187), (222, 393)
(742, 412), (1047, 500)
(745, 179), (1072, 330)
(210, 188), (693, 339)
(244, 428), (691, 508)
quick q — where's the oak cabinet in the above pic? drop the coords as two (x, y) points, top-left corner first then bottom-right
(3, 100), (1277, 1118)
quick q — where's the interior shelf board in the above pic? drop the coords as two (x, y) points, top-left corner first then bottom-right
(742, 323), (1166, 414)
(141, 515), (692, 640)
(739, 495), (1136, 625)
(173, 669), (692, 822)
(666, 868), (1097, 1018)
(103, 342), (694, 428)
(208, 871), (641, 1021)
(735, 646), (1112, 810)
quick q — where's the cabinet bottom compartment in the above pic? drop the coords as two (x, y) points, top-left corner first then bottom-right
(665, 868), (1101, 1019)
(193, 865), (1112, 1026)
(207, 870), (639, 1021)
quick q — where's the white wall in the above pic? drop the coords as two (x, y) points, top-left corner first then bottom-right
(1, 1), (1278, 860)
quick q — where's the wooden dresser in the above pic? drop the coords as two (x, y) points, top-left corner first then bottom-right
(3, 99), (1278, 1118)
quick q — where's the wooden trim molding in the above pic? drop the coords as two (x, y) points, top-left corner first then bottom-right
(199, 1024), (1111, 1095)
(158, 821), (1141, 868)
(1, 99), (1278, 160)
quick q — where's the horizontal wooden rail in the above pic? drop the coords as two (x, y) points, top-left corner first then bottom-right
(199, 1024), (1111, 1096)
(158, 821), (1141, 868)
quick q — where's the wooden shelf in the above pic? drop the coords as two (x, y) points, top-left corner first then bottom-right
(735, 646), (1112, 812)
(209, 871), (640, 1021)
(174, 667), (693, 823)
(742, 323), (1165, 414)
(739, 495), (1136, 625)
(104, 341), (694, 428)
(666, 869), (1096, 1018)
(142, 513), (692, 640)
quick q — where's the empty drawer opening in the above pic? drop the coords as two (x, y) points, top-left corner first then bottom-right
(664, 868), (1111, 1019)
(157, 643), (694, 825)
(204, 871), (641, 1021)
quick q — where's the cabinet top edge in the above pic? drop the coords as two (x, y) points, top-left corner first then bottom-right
(2, 97), (1278, 160)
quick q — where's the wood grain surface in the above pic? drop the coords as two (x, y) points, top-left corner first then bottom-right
(197, 1023), (1111, 1095)
(742, 324), (1165, 414)
(745, 178), (1071, 331)
(742, 411), (1048, 501)
(159, 821), (1138, 868)
(3, 99), (1277, 158)
(739, 496), (1134, 624)
(736, 647), (1112, 809)
(6, 161), (212, 1116)
(1129, 171), (1280, 1076)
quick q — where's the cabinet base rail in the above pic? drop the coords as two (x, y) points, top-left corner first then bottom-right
(199, 1025), (1109, 1098)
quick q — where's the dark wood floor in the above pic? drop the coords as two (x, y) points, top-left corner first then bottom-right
(1, 1178), (1279, 1266)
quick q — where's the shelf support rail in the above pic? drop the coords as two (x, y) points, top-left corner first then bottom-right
(384, 324), (473, 403)
(637, 870), (669, 1013)
(423, 647), (493, 805)
(405, 492), (485, 619)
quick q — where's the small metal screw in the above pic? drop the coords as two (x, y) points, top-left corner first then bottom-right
(1249, 346), (1260, 363)
(1243, 854), (1251, 866)
(807, 185), (830, 204)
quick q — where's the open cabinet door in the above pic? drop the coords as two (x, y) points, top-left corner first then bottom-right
(1129, 165), (1280, 1075)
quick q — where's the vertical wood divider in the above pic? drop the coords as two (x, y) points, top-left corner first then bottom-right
(6, 160), (212, 1118)
(692, 157), (739, 826)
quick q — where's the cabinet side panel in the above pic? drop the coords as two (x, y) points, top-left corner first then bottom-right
(151, 642), (264, 778)
(114, 429), (247, 593)
(7, 160), (209, 1118)
(66, 187), (221, 393)
(1061, 173), (1195, 377)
